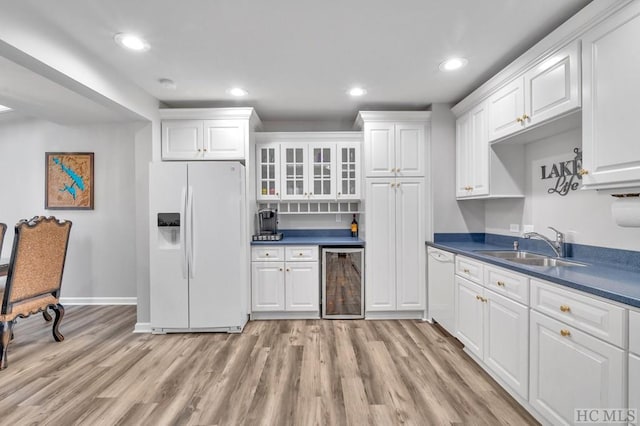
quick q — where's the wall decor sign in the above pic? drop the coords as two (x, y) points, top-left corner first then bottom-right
(45, 152), (94, 210)
(540, 148), (582, 197)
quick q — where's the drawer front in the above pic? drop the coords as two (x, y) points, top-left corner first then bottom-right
(285, 246), (319, 262)
(455, 256), (483, 284)
(251, 246), (285, 262)
(630, 310), (640, 355)
(484, 265), (529, 304)
(530, 279), (626, 347)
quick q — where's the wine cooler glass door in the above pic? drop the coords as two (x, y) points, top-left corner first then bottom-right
(322, 248), (364, 318)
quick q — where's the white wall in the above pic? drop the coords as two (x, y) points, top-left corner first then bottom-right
(431, 103), (485, 234)
(485, 127), (640, 251)
(0, 118), (139, 299)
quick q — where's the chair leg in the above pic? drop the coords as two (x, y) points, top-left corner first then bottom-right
(0, 321), (14, 370)
(43, 309), (53, 322)
(52, 304), (65, 342)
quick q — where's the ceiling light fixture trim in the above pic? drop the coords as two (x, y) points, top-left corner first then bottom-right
(228, 87), (249, 97)
(114, 33), (150, 52)
(439, 57), (468, 72)
(348, 87), (367, 97)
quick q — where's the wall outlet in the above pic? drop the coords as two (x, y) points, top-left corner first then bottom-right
(523, 225), (534, 233)
(509, 224), (520, 233)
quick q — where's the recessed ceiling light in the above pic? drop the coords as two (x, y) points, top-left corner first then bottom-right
(0, 104), (11, 113)
(348, 87), (367, 97)
(439, 57), (468, 72)
(158, 78), (176, 89)
(228, 87), (248, 97)
(114, 33), (150, 52)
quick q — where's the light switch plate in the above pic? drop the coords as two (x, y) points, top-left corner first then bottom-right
(509, 224), (520, 233)
(523, 224), (534, 233)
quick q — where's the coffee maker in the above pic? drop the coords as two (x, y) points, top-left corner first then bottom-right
(253, 208), (283, 241)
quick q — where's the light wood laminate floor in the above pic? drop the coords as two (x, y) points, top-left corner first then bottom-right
(0, 306), (538, 425)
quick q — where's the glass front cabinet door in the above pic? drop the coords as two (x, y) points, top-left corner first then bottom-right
(281, 144), (308, 200)
(337, 142), (360, 199)
(257, 143), (280, 201)
(308, 143), (336, 200)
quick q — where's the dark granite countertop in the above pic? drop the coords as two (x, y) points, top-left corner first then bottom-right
(426, 234), (640, 309)
(251, 229), (365, 247)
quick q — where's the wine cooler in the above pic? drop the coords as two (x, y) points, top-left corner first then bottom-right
(322, 248), (364, 319)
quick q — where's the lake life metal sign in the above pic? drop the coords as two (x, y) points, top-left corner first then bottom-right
(540, 148), (582, 196)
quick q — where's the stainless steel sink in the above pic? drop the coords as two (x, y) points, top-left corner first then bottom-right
(476, 250), (547, 260)
(477, 250), (588, 267)
(507, 257), (587, 267)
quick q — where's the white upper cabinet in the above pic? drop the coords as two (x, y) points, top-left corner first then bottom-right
(162, 120), (204, 160)
(337, 142), (361, 199)
(523, 41), (580, 127)
(202, 120), (245, 160)
(255, 132), (362, 201)
(357, 112), (430, 178)
(581, 1), (640, 190)
(280, 144), (309, 200)
(487, 41), (581, 142)
(160, 108), (259, 161)
(256, 143), (280, 201)
(456, 102), (489, 198)
(488, 78), (525, 141)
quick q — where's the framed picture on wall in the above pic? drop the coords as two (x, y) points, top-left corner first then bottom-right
(45, 152), (94, 210)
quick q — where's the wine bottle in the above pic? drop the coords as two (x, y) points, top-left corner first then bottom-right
(351, 214), (358, 238)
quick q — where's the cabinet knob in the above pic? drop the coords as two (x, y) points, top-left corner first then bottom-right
(286, 268), (291, 272)
(265, 253), (270, 257)
(298, 253), (304, 256)
(338, 192), (341, 196)
(497, 281), (505, 287)
(203, 148), (208, 152)
(516, 117), (523, 123)
(304, 192), (308, 196)
(390, 183), (395, 188)
(276, 192), (279, 196)
(482, 297), (488, 303)
(522, 113), (530, 121)
(560, 329), (571, 337)
(197, 148), (202, 152)
(476, 295), (482, 300)
(560, 305), (571, 313)
(578, 169), (589, 176)
(279, 267), (283, 271)
(463, 268), (470, 274)
(396, 183), (401, 187)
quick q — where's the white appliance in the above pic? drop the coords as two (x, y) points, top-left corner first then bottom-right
(427, 247), (455, 334)
(149, 162), (248, 333)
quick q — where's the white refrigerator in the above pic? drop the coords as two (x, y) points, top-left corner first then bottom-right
(149, 161), (248, 332)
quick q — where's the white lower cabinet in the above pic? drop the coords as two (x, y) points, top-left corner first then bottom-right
(455, 276), (484, 358)
(251, 246), (319, 316)
(630, 354), (640, 417)
(285, 262), (319, 311)
(251, 262), (285, 311)
(484, 289), (529, 399)
(455, 274), (529, 399)
(529, 310), (626, 425)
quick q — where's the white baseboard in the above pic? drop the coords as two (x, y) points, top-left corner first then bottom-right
(59, 297), (137, 305)
(134, 322), (152, 333)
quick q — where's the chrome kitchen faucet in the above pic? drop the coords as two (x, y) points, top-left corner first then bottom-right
(523, 227), (565, 258)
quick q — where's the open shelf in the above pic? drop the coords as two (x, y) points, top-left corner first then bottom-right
(257, 201), (361, 215)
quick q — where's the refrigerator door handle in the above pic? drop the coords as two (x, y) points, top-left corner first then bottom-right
(187, 185), (195, 279)
(180, 186), (187, 279)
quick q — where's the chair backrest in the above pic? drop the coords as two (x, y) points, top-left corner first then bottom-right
(0, 223), (6, 260)
(3, 216), (72, 306)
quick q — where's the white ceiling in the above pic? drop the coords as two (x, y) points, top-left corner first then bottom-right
(2, 0), (591, 122)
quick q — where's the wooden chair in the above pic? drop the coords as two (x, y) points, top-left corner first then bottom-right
(0, 216), (72, 369)
(0, 222), (7, 279)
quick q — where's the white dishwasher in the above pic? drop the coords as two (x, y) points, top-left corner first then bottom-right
(427, 247), (455, 334)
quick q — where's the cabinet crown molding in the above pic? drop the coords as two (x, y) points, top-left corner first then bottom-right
(451, 0), (633, 117)
(354, 111), (432, 128)
(159, 107), (262, 127)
